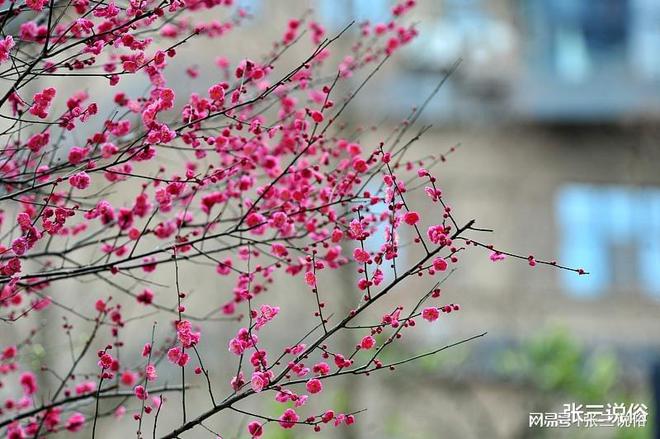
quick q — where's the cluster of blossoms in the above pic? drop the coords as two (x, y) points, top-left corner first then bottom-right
(0, 0), (586, 437)
(0, 37), (15, 64)
(164, 320), (201, 369)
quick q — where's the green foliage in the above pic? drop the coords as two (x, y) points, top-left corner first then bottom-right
(498, 327), (651, 439)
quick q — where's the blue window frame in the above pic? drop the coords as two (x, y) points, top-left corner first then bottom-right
(556, 184), (660, 298)
(237, 0), (261, 15)
(319, 0), (391, 28)
(355, 181), (408, 286)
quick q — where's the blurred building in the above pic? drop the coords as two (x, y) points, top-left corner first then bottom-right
(299, 0), (660, 437)
(308, 0), (660, 344)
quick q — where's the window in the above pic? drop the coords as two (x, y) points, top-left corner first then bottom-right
(555, 184), (660, 298)
(630, 0), (660, 80)
(527, 0), (660, 83)
(356, 182), (408, 286)
(319, 0), (391, 29)
(237, 0), (261, 15)
(528, 0), (630, 82)
(404, 0), (516, 72)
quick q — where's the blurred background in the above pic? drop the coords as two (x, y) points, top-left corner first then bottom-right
(248, 0), (660, 437)
(263, 0), (660, 438)
(4, 0), (660, 438)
